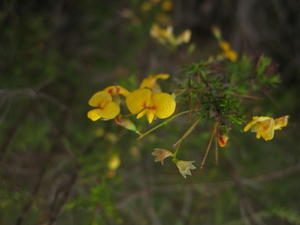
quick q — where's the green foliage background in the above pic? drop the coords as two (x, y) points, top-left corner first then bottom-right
(0, 0), (299, 225)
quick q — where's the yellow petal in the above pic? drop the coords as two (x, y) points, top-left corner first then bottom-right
(224, 50), (238, 62)
(103, 85), (130, 96)
(87, 109), (102, 121)
(140, 74), (170, 89)
(98, 102), (120, 119)
(211, 26), (222, 40)
(154, 73), (170, 80)
(258, 119), (275, 141)
(274, 115), (289, 130)
(243, 116), (271, 132)
(150, 24), (161, 38)
(256, 131), (262, 139)
(107, 154), (121, 170)
(137, 109), (147, 119)
(219, 41), (230, 51)
(88, 91), (112, 107)
(146, 110), (155, 124)
(244, 118), (259, 132)
(165, 26), (173, 38)
(178, 30), (191, 43)
(152, 92), (176, 118)
(126, 89), (151, 114)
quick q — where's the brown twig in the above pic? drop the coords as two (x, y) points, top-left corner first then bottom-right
(173, 118), (201, 149)
(200, 121), (219, 169)
(214, 137), (219, 165)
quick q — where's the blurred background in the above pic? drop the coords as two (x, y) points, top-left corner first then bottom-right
(0, 0), (300, 224)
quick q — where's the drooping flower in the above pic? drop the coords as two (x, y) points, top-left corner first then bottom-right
(243, 116), (289, 141)
(87, 91), (120, 121)
(126, 88), (176, 123)
(217, 133), (229, 147)
(152, 148), (173, 165)
(175, 160), (196, 179)
(140, 73), (170, 91)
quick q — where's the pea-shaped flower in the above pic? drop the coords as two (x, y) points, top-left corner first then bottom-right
(126, 88), (176, 124)
(140, 73), (169, 91)
(87, 91), (120, 121)
(243, 116), (289, 141)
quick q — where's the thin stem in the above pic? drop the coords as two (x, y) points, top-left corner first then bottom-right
(200, 121), (218, 169)
(214, 136), (219, 165)
(137, 110), (193, 140)
(173, 118), (201, 148)
(173, 142), (181, 159)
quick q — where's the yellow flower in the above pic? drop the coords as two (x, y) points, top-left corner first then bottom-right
(211, 26), (222, 40)
(178, 29), (192, 44)
(224, 50), (237, 62)
(175, 160), (196, 179)
(217, 133), (229, 147)
(126, 88), (176, 124)
(152, 148), (173, 165)
(218, 41), (238, 62)
(150, 24), (191, 47)
(243, 116), (289, 141)
(103, 85), (129, 96)
(107, 154), (121, 170)
(219, 41), (230, 51)
(87, 91), (120, 121)
(140, 73), (170, 91)
(150, 24), (173, 43)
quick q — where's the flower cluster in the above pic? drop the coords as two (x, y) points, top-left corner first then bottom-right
(87, 74), (176, 125)
(86, 26), (290, 179)
(211, 26), (238, 62)
(150, 24), (191, 48)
